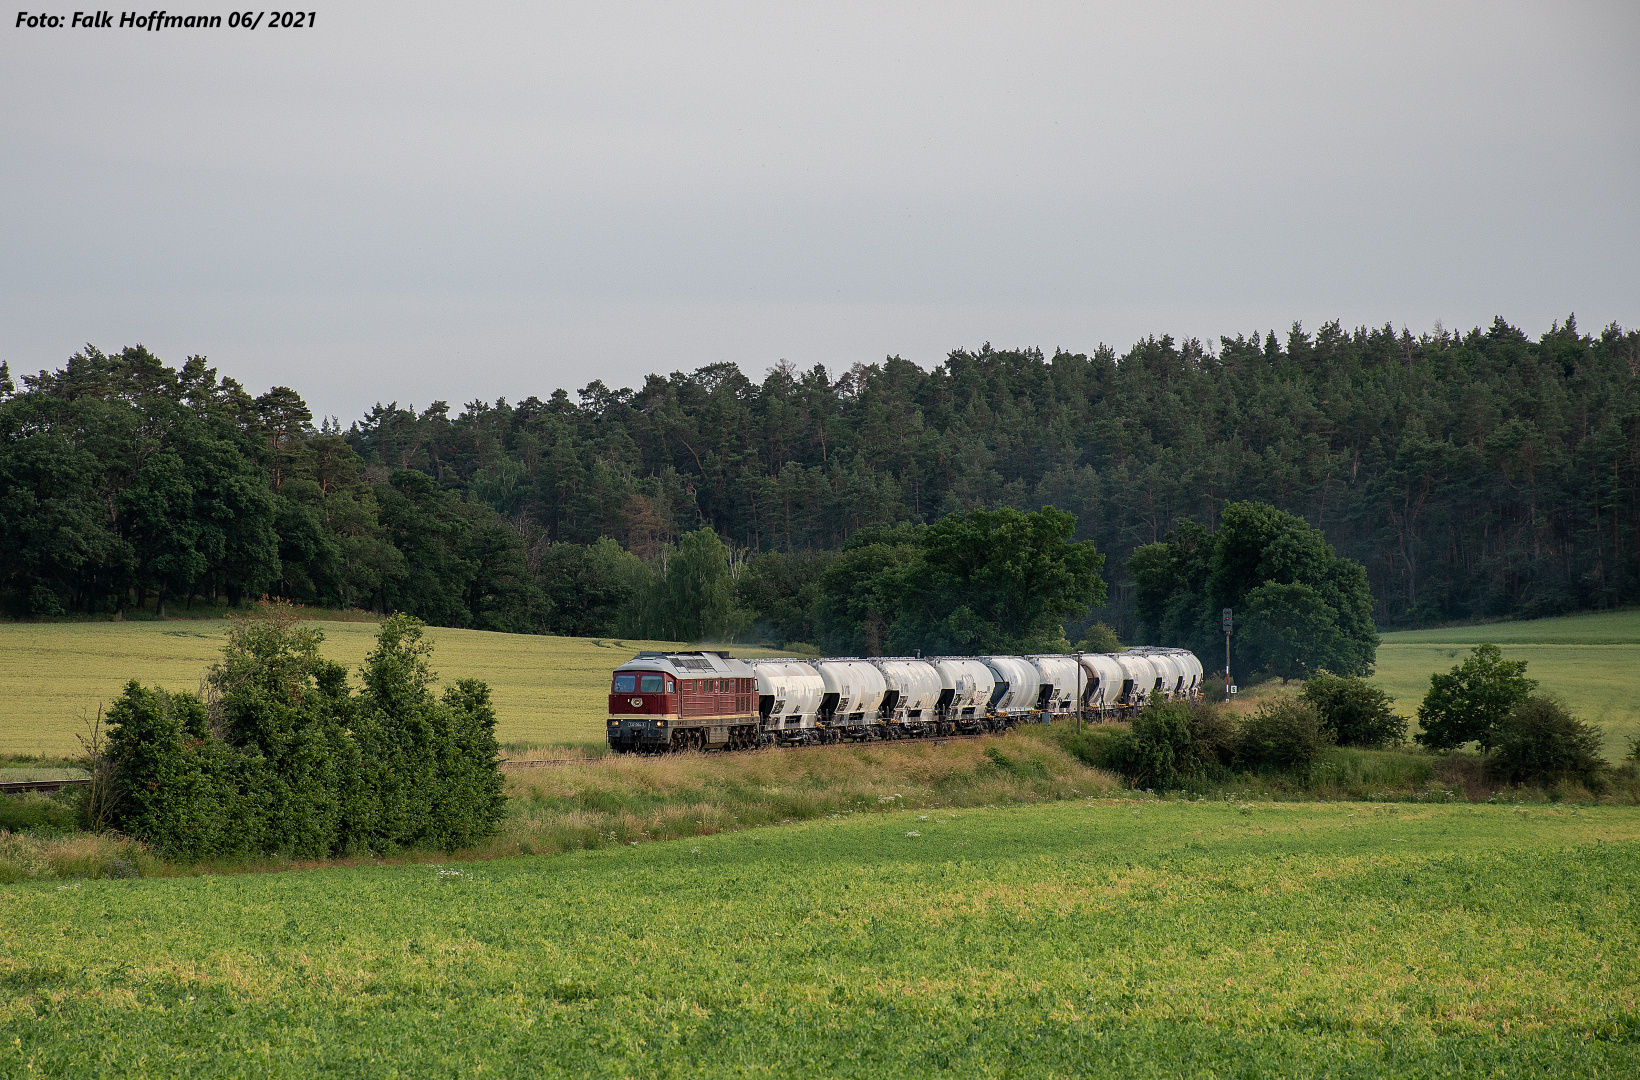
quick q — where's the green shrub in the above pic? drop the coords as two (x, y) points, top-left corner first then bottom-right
(1486, 697), (1608, 789)
(104, 606), (506, 860)
(1237, 697), (1333, 770)
(0, 792), (80, 832)
(1300, 672), (1407, 748)
(1074, 623), (1123, 653)
(1415, 643), (1535, 751)
(1102, 700), (1236, 791)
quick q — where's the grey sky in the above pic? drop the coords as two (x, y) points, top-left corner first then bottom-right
(3, 1), (1636, 421)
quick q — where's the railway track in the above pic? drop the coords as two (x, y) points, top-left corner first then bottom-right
(498, 729), (995, 770)
(0, 778), (91, 796)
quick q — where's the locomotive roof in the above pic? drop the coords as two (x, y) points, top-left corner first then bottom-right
(615, 651), (753, 676)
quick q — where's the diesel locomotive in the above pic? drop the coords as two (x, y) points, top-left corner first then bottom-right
(607, 646), (1203, 753)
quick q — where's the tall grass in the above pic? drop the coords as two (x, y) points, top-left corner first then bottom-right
(484, 731), (1117, 858)
(0, 730), (1118, 880)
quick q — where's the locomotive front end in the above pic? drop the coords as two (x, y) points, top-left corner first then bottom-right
(607, 662), (679, 752)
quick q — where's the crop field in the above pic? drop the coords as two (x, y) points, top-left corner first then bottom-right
(6, 607), (1640, 761)
(1373, 610), (1640, 759)
(3, 798), (1637, 1078)
(0, 620), (794, 757)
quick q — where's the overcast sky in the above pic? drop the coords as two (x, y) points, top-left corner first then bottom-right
(3, 1), (1636, 421)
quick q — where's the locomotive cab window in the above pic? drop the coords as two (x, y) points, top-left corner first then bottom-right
(640, 674), (664, 693)
(613, 674), (636, 693)
(666, 678), (676, 693)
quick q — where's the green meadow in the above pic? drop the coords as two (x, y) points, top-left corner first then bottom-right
(0, 619), (795, 757)
(3, 799), (1637, 1078)
(1373, 610), (1640, 760)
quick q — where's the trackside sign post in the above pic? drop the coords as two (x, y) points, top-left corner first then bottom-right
(1222, 608), (1232, 698)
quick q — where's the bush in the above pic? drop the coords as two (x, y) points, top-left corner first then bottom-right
(1237, 697), (1334, 770)
(1486, 697), (1608, 789)
(1075, 623), (1123, 653)
(104, 605), (506, 860)
(1300, 673), (1407, 748)
(1415, 643), (1535, 751)
(1100, 700), (1237, 790)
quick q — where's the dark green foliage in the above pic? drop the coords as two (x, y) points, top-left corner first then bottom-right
(1100, 700), (1238, 790)
(1300, 673), (1408, 748)
(891, 506), (1106, 655)
(353, 616), (507, 851)
(11, 316), (1640, 637)
(1132, 503), (1378, 678)
(660, 528), (742, 642)
(809, 509), (1106, 655)
(1415, 643), (1537, 751)
(735, 549), (832, 647)
(1486, 697), (1609, 788)
(813, 524), (925, 655)
(1237, 697), (1335, 770)
(536, 539), (641, 637)
(105, 683), (257, 860)
(1074, 622), (1123, 652)
(103, 607), (505, 859)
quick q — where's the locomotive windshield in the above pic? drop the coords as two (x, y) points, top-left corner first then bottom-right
(640, 674), (665, 693)
(612, 674), (636, 692)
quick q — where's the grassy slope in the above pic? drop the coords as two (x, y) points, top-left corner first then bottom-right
(1372, 609), (1640, 759)
(3, 800), (1637, 1078)
(0, 620), (796, 756)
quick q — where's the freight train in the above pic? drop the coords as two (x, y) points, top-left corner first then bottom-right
(606, 647), (1203, 753)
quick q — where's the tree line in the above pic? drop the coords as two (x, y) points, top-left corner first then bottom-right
(3, 313), (1636, 646)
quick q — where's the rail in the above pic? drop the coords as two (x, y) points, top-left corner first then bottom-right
(1, 778), (92, 796)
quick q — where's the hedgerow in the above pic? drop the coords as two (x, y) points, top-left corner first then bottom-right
(103, 605), (505, 860)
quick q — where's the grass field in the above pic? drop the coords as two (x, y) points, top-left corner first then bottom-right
(3, 798), (1636, 1077)
(0, 618), (796, 757)
(6, 608), (1640, 761)
(1373, 610), (1640, 760)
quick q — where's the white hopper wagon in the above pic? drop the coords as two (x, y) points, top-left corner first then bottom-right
(1075, 653), (1127, 717)
(930, 658), (997, 731)
(748, 659), (826, 744)
(981, 655), (1043, 721)
(1171, 649), (1204, 697)
(813, 659), (889, 736)
(1131, 649), (1187, 700)
(1110, 653), (1159, 710)
(869, 658), (944, 732)
(1025, 655), (1083, 717)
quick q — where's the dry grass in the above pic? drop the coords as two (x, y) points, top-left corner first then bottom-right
(482, 729), (1118, 859)
(0, 829), (158, 883)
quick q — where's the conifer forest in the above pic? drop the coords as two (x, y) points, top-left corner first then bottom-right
(2, 316), (1637, 652)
